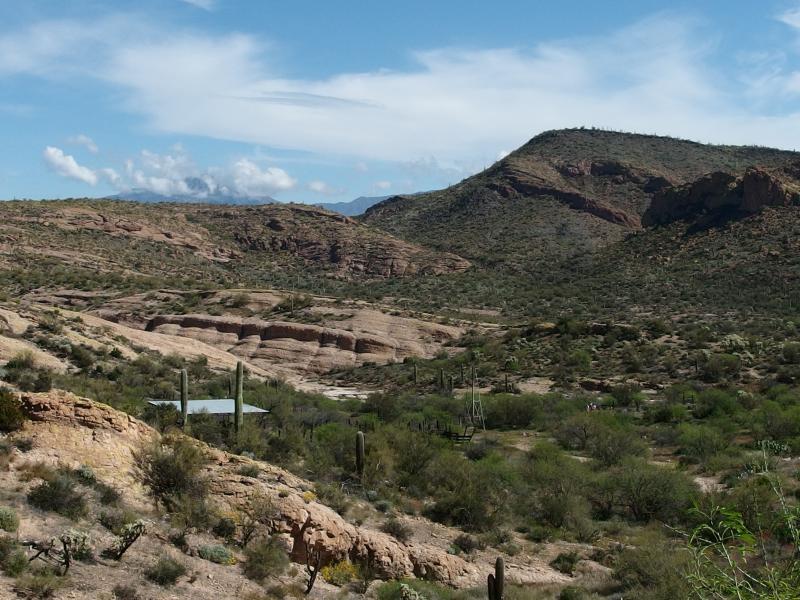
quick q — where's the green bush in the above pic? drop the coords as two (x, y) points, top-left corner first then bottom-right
(14, 566), (63, 597)
(611, 458), (697, 523)
(380, 518), (412, 543)
(550, 551), (580, 575)
(242, 537), (288, 582)
(145, 556), (186, 586)
(112, 584), (140, 600)
(0, 388), (25, 432)
(0, 536), (28, 577)
(133, 436), (208, 510)
(212, 516), (237, 540)
(198, 544), (236, 565)
(27, 475), (88, 519)
(0, 507), (19, 532)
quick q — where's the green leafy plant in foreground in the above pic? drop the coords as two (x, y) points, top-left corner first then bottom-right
(685, 448), (800, 599)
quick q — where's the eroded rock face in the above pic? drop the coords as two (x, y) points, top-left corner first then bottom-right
(644, 167), (800, 226)
(140, 312), (461, 375)
(12, 391), (478, 586)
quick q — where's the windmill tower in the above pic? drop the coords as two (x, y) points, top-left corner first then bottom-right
(468, 365), (485, 430)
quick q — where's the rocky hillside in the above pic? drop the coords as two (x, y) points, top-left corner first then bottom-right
(0, 390), (570, 598)
(0, 200), (469, 283)
(362, 129), (800, 270)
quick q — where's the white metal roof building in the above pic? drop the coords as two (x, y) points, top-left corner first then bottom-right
(147, 399), (269, 415)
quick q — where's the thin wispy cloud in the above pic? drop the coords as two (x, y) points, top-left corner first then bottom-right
(68, 134), (98, 153)
(180, 0), (215, 11)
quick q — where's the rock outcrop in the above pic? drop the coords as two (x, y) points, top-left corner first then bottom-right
(11, 391), (481, 586)
(644, 166), (800, 227)
(201, 203), (471, 278)
(139, 311), (461, 375)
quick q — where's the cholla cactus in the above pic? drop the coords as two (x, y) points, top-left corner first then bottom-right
(399, 583), (427, 599)
(56, 529), (93, 573)
(103, 519), (147, 560)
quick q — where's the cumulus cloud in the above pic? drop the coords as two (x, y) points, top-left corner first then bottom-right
(42, 146), (98, 185)
(374, 181), (391, 190)
(231, 159), (295, 197)
(68, 134), (98, 153)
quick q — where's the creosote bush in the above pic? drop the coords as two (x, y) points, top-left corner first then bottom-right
(242, 537), (288, 582)
(0, 507), (19, 532)
(145, 556), (186, 587)
(133, 436), (208, 511)
(27, 475), (88, 519)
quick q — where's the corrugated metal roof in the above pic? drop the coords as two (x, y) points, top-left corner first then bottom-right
(147, 399), (269, 414)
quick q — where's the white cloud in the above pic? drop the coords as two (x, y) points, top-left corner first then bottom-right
(68, 134), (98, 153)
(10, 13), (800, 169)
(778, 6), (800, 29)
(231, 159), (295, 197)
(181, 0), (215, 10)
(375, 180), (391, 190)
(42, 146), (97, 185)
(100, 168), (121, 185)
(354, 161), (369, 173)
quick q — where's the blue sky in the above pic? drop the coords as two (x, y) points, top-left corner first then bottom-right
(3, 1), (800, 203)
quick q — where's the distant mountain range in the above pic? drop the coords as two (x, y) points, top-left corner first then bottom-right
(314, 195), (392, 216)
(106, 181), (389, 216)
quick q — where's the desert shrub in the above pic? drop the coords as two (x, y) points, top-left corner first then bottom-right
(559, 587), (590, 600)
(145, 556), (186, 586)
(99, 508), (139, 534)
(701, 354), (741, 383)
(242, 537), (288, 582)
(677, 424), (729, 465)
(14, 566), (63, 598)
(587, 424), (647, 466)
(611, 458), (697, 523)
(237, 464), (261, 478)
(315, 483), (350, 515)
(133, 436), (208, 510)
(782, 342), (800, 364)
(13, 437), (34, 452)
(550, 551), (580, 575)
(27, 475), (87, 519)
(452, 533), (485, 554)
(693, 388), (739, 419)
(95, 482), (122, 505)
(614, 529), (691, 600)
(198, 544), (236, 565)
(321, 560), (359, 586)
(212, 516), (237, 540)
(0, 536), (28, 576)
(112, 584), (140, 600)
(0, 507), (19, 532)
(74, 464), (96, 484)
(0, 387), (25, 432)
(381, 517), (412, 543)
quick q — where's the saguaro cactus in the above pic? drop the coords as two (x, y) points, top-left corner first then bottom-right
(488, 557), (504, 600)
(356, 430), (365, 479)
(234, 361), (244, 434)
(180, 368), (189, 427)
